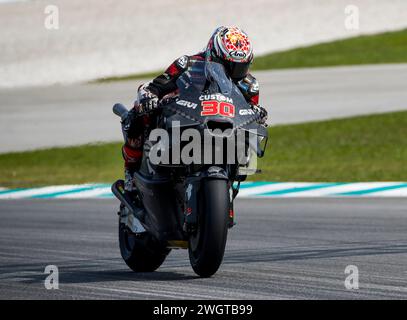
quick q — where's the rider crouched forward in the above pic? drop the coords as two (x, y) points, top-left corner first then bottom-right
(121, 26), (268, 191)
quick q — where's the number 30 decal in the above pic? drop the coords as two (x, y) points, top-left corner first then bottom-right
(201, 100), (235, 117)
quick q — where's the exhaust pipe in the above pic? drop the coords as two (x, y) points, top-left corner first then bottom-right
(111, 180), (145, 223)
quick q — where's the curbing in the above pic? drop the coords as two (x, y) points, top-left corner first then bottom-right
(0, 182), (406, 199)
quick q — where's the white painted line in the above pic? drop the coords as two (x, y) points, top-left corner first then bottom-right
(0, 182), (406, 199)
(0, 184), (95, 199)
(56, 187), (112, 199)
(238, 183), (313, 197)
(365, 187), (407, 197)
(279, 182), (404, 197)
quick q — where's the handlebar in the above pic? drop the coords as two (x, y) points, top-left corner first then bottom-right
(112, 103), (129, 121)
(112, 98), (177, 120)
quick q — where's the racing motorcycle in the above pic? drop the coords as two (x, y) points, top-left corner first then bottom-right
(112, 60), (268, 277)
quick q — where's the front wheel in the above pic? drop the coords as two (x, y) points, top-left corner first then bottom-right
(119, 222), (170, 272)
(188, 179), (229, 277)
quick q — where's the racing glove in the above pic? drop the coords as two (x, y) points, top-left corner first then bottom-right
(122, 108), (145, 140)
(252, 105), (268, 125)
(136, 83), (159, 112)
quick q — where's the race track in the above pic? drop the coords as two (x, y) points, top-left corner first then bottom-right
(1, 198), (406, 299)
(1, 63), (407, 153)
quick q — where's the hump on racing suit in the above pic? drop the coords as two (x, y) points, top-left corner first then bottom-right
(145, 53), (260, 105)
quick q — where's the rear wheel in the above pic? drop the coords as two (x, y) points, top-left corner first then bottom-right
(188, 179), (229, 277)
(119, 222), (170, 272)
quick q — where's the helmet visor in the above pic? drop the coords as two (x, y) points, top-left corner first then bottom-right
(226, 60), (251, 80)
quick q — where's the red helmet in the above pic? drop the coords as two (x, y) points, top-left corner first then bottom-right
(206, 26), (254, 80)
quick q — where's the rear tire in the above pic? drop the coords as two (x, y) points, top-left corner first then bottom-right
(188, 179), (229, 277)
(119, 222), (170, 272)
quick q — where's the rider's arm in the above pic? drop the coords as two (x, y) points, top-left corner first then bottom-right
(130, 56), (189, 113)
(237, 74), (267, 124)
(145, 55), (189, 99)
(236, 73), (260, 105)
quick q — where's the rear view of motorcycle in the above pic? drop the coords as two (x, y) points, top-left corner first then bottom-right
(112, 60), (268, 277)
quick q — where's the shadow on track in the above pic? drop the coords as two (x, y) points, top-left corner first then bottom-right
(2, 242), (407, 285)
(0, 259), (196, 285)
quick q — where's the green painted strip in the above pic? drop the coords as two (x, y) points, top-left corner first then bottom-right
(336, 183), (407, 195)
(29, 185), (107, 199)
(2, 182), (407, 199)
(97, 192), (115, 198)
(257, 183), (345, 196)
(236, 181), (277, 189)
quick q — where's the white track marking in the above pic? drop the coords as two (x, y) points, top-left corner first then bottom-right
(0, 184), (95, 199)
(238, 183), (313, 197)
(277, 182), (406, 197)
(0, 182), (406, 199)
(365, 187), (407, 197)
(56, 187), (111, 199)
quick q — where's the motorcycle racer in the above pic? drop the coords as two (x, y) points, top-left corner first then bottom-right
(122, 26), (268, 191)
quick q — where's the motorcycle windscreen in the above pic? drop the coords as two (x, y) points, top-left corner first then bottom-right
(173, 61), (260, 128)
(204, 61), (233, 96)
(175, 60), (207, 96)
(175, 61), (236, 101)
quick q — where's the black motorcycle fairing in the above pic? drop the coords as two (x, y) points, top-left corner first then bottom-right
(164, 60), (262, 129)
(132, 171), (185, 242)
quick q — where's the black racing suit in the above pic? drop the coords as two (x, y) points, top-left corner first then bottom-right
(145, 53), (260, 106)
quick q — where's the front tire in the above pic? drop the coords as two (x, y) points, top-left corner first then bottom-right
(119, 222), (170, 272)
(188, 179), (229, 277)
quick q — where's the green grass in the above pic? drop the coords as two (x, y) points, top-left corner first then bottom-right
(1, 111), (406, 188)
(252, 29), (407, 70)
(93, 29), (407, 83)
(256, 111), (407, 182)
(0, 143), (124, 188)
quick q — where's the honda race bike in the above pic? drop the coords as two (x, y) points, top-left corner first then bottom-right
(112, 60), (268, 277)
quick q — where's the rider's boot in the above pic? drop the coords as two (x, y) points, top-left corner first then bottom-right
(122, 144), (143, 193)
(124, 168), (137, 192)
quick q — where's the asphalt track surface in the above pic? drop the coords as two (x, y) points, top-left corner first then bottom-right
(1, 64), (406, 153)
(1, 198), (406, 299)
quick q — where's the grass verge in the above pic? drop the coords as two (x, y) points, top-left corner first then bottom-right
(93, 29), (407, 83)
(0, 111), (406, 188)
(252, 29), (407, 70)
